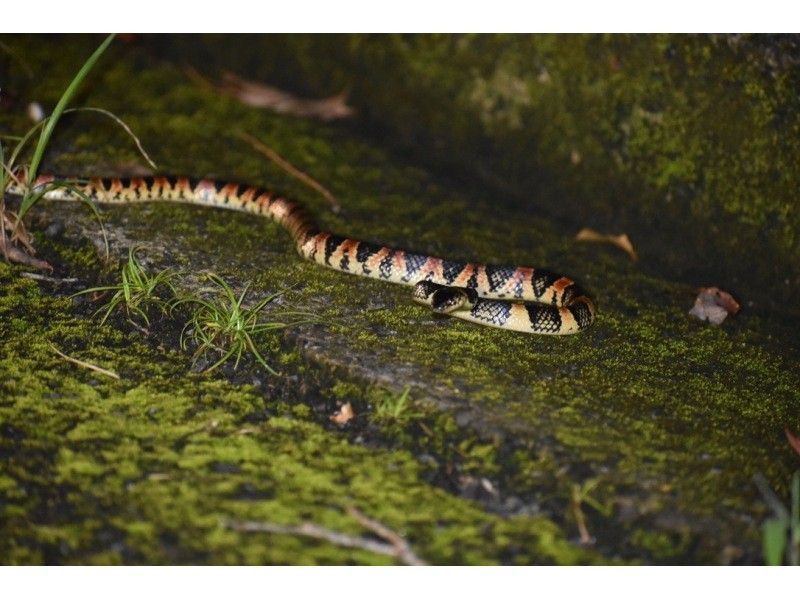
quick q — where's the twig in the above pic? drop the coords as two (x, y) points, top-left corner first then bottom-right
(20, 272), (78, 284)
(237, 130), (342, 214)
(570, 484), (595, 546)
(226, 520), (401, 561)
(226, 511), (427, 566)
(50, 344), (120, 380)
(345, 505), (426, 566)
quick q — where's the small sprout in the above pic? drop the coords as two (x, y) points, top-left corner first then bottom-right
(373, 386), (414, 424)
(73, 247), (179, 327)
(175, 273), (317, 374)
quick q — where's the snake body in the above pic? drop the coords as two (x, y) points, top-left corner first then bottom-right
(12, 174), (596, 335)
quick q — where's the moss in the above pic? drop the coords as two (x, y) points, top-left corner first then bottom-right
(0, 262), (598, 565)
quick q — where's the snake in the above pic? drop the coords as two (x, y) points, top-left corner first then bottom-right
(10, 173), (596, 335)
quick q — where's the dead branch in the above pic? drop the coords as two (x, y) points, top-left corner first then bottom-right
(237, 131), (342, 214)
(51, 344), (120, 380)
(19, 272), (78, 283)
(345, 505), (426, 566)
(225, 511), (426, 566)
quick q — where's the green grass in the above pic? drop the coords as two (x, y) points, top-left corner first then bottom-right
(73, 246), (179, 328)
(73, 254), (318, 375)
(175, 273), (317, 374)
(759, 471), (800, 565)
(373, 386), (416, 424)
(1, 35), (115, 263)
(4, 35), (114, 219)
(24, 35), (114, 202)
(1, 34), (156, 264)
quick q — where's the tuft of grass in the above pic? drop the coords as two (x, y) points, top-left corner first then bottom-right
(175, 273), (317, 374)
(73, 246), (179, 328)
(373, 386), (416, 424)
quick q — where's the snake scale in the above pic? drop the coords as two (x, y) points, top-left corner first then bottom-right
(12, 173), (596, 335)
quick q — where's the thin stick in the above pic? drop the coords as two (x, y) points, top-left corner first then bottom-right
(237, 130), (342, 214)
(51, 344), (120, 380)
(225, 519), (402, 561)
(19, 272), (78, 283)
(570, 484), (594, 546)
(345, 505), (427, 566)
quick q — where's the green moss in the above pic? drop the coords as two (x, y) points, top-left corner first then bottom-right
(0, 262), (597, 565)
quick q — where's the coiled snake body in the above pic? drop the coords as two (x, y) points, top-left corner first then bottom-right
(12, 174), (596, 335)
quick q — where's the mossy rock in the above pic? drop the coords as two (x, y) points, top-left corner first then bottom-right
(1, 34), (798, 564)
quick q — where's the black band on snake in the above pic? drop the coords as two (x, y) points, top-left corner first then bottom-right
(9, 173), (596, 335)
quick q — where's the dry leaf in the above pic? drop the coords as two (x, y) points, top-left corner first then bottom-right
(221, 72), (355, 121)
(330, 402), (355, 426)
(688, 287), (740, 325)
(786, 428), (800, 458)
(1, 243), (52, 270)
(575, 227), (638, 261)
(1, 209), (53, 271)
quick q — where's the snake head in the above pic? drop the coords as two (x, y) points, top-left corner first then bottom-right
(413, 281), (477, 314)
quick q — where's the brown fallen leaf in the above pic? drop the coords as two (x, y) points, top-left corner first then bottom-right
(1, 207), (53, 271)
(786, 428), (800, 459)
(221, 71), (355, 121)
(688, 287), (740, 325)
(330, 402), (355, 426)
(2, 208), (34, 252)
(1, 243), (52, 270)
(575, 227), (638, 261)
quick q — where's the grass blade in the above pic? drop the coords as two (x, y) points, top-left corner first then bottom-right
(763, 518), (787, 565)
(62, 106), (158, 171)
(26, 34), (115, 187)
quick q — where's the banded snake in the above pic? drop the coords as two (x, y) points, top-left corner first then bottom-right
(9, 173), (596, 335)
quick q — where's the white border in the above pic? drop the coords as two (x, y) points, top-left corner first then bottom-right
(1, 566), (800, 597)
(1, 1), (799, 33)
